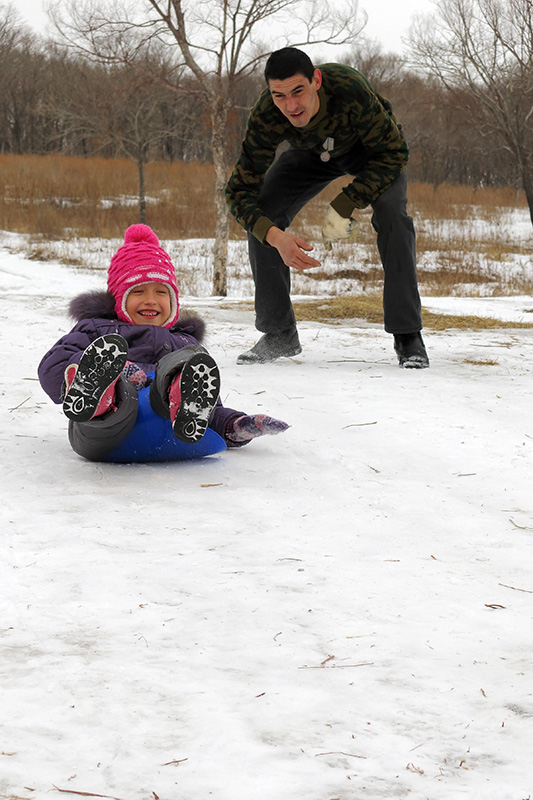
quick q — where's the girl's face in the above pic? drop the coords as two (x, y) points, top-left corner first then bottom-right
(125, 282), (171, 326)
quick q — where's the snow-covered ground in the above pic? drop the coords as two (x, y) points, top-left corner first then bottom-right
(1, 236), (533, 800)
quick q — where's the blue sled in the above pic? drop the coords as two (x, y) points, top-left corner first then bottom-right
(102, 383), (226, 463)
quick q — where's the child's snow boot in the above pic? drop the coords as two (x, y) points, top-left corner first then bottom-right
(168, 352), (220, 443)
(63, 334), (129, 422)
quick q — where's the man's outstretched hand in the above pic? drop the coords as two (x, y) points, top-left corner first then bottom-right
(266, 226), (321, 270)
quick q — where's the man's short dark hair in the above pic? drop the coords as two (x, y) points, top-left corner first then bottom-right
(264, 47), (315, 83)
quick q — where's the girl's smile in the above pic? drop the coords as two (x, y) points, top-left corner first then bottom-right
(125, 282), (171, 326)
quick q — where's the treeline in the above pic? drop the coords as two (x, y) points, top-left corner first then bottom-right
(0, 18), (521, 191)
(351, 49), (520, 190)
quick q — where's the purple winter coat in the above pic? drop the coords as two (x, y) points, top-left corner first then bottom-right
(38, 290), (244, 442)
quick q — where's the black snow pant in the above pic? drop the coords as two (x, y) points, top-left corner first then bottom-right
(247, 148), (422, 335)
(68, 345), (207, 461)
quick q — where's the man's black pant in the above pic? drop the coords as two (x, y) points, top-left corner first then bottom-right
(247, 148), (422, 335)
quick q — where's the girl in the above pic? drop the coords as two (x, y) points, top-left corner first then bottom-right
(38, 224), (288, 462)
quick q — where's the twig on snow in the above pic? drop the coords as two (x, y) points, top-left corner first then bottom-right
(509, 518), (533, 531)
(499, 582), (533, 594)
(406, 762), (424, 774)
(315, 751), (366, 759)
(53, 788), (126, 800)
(299, 661), (373, 670)
(0, 794), (34, 800)
(9, 397), (31, 412)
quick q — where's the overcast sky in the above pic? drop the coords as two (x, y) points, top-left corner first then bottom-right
(18, 0), (435, 56)
(360, 0), (434, 52)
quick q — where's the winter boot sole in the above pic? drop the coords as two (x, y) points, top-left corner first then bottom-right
(172, 353), (221, 444)
(398, 354), (430, 369)
(63, 334), (129, 422)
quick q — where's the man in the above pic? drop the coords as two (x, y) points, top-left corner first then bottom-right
(225, 47), (428, 368)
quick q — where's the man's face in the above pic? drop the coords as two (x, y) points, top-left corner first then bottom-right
(268, 69), (322, 128)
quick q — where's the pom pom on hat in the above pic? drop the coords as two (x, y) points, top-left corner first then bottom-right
(124, 224), (159, 246)
(107, 224), (179, 328)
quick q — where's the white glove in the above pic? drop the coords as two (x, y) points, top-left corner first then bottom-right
(321, 206), (359, 250)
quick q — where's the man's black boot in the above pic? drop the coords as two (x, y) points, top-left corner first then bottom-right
(394, 332), (429, 369)
(237, 327), (302, 365)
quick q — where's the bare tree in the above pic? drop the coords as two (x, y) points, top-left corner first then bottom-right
(0, 4), (47, 153)
(52, 58), (184, 222)
(344, 41), (408, 89)
(408, 0), (533, 225)
(110, 75), (188, 223)
(48, 0), (366, 294)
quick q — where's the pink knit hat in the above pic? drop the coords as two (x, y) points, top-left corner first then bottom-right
(107, 224), (179, 328)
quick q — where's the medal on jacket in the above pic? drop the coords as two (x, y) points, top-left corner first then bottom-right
(320, 137), (334, 162)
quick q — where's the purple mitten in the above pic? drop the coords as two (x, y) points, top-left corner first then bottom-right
(226, 414), (290, 443)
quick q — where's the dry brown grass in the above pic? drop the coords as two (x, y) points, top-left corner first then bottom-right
(407, 181), (526, 214)
(297, 177), (527, 224)
(463, 358), (500, 366)
(293, 294), (533, 330)
(1, 153), (531, 300)
(1, 153), (528, 236)
(0, 153), (217, 238)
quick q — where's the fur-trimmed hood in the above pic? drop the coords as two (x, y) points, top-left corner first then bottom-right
(69, 290), (205, 342)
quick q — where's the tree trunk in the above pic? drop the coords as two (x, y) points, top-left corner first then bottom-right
(521, 167), (533, 228)
(137, 156), (146, 224)
(211, 107), (229, 296)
